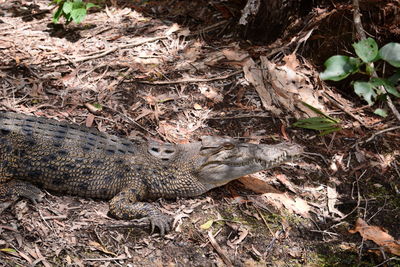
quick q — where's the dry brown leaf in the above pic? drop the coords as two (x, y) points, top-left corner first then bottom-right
(88, 241), (117, 256)
(327, 185), (344, 218)
(133, 57), (161, 65)
(349, 218), (400, 256)
(135, 108), (154, 121)
(276, 174), (297, 193)
(193, 103), (202, 110)
(165, 23), (180, 35)
(85, 103), (102, 114)
(238, 175), (282, 194)
(261, 55), (324, 118)
(183, 40), (202, 62)
(227, 226), (249, 248)
(242, 57), (278, 113)
(198, 84), (223, 103)
(18, 250), (33, 264)
(85, 113), (95, 128)
(263, 193), (311, 218)
(222, 48), (249, 65)
(34, 244), (51, 267)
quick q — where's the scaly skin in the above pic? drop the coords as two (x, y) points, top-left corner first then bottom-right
(0, 111), (302, 234)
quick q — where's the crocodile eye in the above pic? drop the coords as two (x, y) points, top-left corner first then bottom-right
(222, 142), (234, 150)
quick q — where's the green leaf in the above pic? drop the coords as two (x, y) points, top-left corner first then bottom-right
(62, 1), (73, 14)
(86, 3), (98, 9)
(379, 43), (400, 67)
(320, 55), (361, 81)
(374, 108), (388, 117)
(71, 8), (86, 23)
(0, 248), (16, 252)
(52, 0), (64, 5)
(383, 84), (400, 98)
(293, 116), (341, 136)
(353, 38), (379, 63)
(200, 220), (214, 230)
(353, 81), (377, 105)
(92, 103), (103, 110)
(293, 117), (337, 130)
(320, 127), (342, 136)
(370, 77), (400, 98)
(73, 0), (85, 8)
(300, 102), (339, 122)
(52, 6), (64, 23)
(388, 70), (400, 85)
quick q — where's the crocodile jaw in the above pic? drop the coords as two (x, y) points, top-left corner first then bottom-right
(195, 141), (303, 190)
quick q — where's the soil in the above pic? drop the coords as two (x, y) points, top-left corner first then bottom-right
(0, 0), (399, 266)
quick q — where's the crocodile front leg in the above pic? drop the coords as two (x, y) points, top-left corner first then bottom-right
(108, 184), (171, 235)
(0, 179), (43, 203)
(0, 179), (44, 213)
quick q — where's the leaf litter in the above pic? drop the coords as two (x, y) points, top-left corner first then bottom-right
(0, 0), (399, 266)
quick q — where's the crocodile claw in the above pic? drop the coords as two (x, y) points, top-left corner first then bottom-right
(149, 214), (172, 236)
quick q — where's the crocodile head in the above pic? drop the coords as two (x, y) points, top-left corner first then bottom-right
(146, 136), (302, 194)
(192, 136), (303, 190)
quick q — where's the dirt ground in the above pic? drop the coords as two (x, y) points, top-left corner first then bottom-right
(0, 0), (399, 266)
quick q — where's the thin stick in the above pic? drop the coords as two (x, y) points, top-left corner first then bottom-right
(207, 229), (233, 267)
(136, 70), (243, 85)
(357, 125), (400, 145)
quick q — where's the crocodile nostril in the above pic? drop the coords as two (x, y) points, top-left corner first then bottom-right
(150, 147), (159, 153)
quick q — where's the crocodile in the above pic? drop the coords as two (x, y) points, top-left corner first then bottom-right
(0, 111), (302, 234)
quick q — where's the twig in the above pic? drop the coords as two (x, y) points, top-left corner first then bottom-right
(108, 67), (135, 90)
(385, 96), (400, 122)
(37, 208), (53, 231)
(352, 0), (366, 40)
(309, 229), (339, 237)
(322, 91), (368, 127)
(105, 218), (151, 229)
(330, 169), (366, 228)
(207, 113), (272, 120)
(355, 125), (400, 146)
(372, 257), (400, 267)
(135, 70), (243, 85)
(302, 152), (328, 165)
(105, 106), (157, 136)
(83, 256), (130, 261)
(207, 229), (233, 267)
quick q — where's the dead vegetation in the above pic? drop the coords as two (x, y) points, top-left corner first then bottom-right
(0, 0), (399, 266)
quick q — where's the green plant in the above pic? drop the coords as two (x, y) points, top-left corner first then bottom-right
(320, 38), (400, 117)
(292, 102), (341, 135)
(52, 0), (98, 24)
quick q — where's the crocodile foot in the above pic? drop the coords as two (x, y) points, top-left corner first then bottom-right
(149, 214), (172, 236)
(0, 180), (43, 204)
